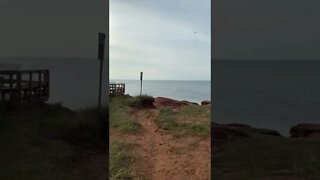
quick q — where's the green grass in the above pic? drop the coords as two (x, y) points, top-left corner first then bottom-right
(178, 105), (211, 117)
(109, 95), (141, 133)
(0, 103), (107, 180)
(212, 137), (320, 179)
(155, 105), (210, 136)
(109, 140), (136, 180)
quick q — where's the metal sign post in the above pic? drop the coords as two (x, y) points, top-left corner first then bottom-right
(98, 32), (106, 111)
(140, 72), (143, 96)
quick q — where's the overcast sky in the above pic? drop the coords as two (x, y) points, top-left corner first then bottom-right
(0, 0), (107, 58)
(213, 0), (320, 60)
(110, 0), (211, 81)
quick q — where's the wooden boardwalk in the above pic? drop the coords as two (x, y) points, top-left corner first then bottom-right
(109, 83), (125, 96)
(0, 70), (49, 105)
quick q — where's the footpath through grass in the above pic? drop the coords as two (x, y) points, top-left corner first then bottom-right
(212, 137), (320, 180)
(0, 103), (107, 180)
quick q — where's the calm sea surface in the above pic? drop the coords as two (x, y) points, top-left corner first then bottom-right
(213, 60), (320, 135)
(0, 57), (108, 110)
(110, 80), (211, 104)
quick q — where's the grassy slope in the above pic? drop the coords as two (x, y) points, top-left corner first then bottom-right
(155, 105), (211, 136)
(0, 104), (107, 180)
(109, 95), (141, 133)
(212, 137), (320, 180)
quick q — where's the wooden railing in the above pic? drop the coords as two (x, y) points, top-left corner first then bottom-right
(109, 83), (125, 96)
(0, 70), (49, 105)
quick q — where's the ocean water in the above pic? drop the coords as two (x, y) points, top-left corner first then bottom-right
(110, 80), (211, 104)
(213, 60), (320, 136)
(0, 57), (108, 110)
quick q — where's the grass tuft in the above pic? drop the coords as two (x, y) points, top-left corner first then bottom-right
(109, 140), (136, 180)
(127, 95), (154, 108)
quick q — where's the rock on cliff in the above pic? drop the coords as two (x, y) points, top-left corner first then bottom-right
(212, 123), (282, 140)
(153, 97), (183, 108)
(290, 123), (320, 138)
(201, 100), (211, 105)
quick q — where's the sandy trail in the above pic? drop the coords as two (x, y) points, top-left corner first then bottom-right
(122, 108), (211, 180)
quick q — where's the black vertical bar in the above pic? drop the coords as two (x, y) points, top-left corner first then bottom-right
(17, 72), (21, 104)
(105, 2), (109, 172)
(29, 72), (33, 101)
(0, 77), (3, 106)
(140, 72), (143, 96)
(0, 77), (3, 89)
(98, 32), (105, 111)
(1, 89), (5, 115)
(46, 70), (50, 100)
(38, 71), (41, 100)
(9, 72), (13, 103)
(98, 60), (103, 110)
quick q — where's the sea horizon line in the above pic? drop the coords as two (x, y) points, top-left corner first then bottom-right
(110, 79), (211, 82)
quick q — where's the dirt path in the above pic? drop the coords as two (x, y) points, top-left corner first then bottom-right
(123, 108), (211, 180)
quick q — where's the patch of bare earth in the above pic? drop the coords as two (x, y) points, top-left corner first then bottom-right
(111, 108), (210, 180)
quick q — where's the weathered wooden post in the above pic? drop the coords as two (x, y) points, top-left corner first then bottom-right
(140, 72), (143, 96)
(98, 32), (106, 110)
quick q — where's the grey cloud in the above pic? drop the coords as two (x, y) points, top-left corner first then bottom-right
(110, 0), (210, 80)
(213, 0), (320, 60)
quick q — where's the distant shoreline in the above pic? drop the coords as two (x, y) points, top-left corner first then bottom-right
(120, 94), (211, 105)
